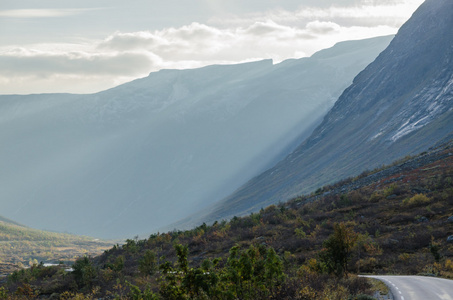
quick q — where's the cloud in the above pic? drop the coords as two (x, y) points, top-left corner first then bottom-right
(0, 0), (423, 94)
(244, 20), (284, 35)
(0, 17), (396, 93)
(98, 32), (164, 51)
(99, 24), (234, 61)
(97, 17), (394, 64)
(0, 47), (163, 94)
(209, 0), (424, 28)
(0, 48), (161, 76)
(306, 21), (341, 34)
(0, 8), (98, 18)
(99, 21), (310, 62)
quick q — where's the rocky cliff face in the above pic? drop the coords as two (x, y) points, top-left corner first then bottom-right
(193, 0), (453, 226)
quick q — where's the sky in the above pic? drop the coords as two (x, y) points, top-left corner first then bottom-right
(0, 0), (424, 94)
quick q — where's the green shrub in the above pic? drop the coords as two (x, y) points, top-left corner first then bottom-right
(0, 287), (8, 299)
(384, 184), (398, 197)
(318, 223), (358, 277)
(295, 228), (307, 239)
(139, 250), (157, 276)
(403, 194), (431, 206)
(72, 256), (96, 288)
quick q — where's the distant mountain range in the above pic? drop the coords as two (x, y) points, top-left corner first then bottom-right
(182, 0), (453, 228)
(0, 218), (111, 274)
(0, 35), (391, 238)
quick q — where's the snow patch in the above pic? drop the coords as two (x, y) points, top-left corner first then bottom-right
(370, 131), (383, 141)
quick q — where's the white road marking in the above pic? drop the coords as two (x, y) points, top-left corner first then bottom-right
(387, 280), (403, 299)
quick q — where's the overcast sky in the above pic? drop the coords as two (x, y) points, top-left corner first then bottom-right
(0, 0), (424, 94)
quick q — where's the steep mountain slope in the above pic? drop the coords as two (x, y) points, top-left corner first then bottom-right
(193, 0), (453, 226)
(0, 36), (391, 238)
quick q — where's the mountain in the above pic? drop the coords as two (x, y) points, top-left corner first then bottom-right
(0, 219), (112, 274)
(189, 0), (453, 227)
(0, 36), (392, 238)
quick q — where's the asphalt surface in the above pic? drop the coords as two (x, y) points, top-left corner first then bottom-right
(364, 275), (453, 300)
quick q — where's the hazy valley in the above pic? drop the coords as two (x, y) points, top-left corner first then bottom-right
(0, 36), (392, 238)
(2, 0), (453, 298)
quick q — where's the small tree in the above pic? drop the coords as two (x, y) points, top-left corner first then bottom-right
(264, 247), (284, 296)
(72, 256), (96, 288)
(319, 222), (358, 277)
(114, 255), (125, 272)
(128, 281), (159, 300)
(139, 250), (157, 276)
(174, 244), (189, 274)
(429, 238), (441, 262)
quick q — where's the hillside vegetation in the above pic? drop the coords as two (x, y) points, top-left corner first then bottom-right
(0, 222), (113, 275)
(2, 140), (453, 299)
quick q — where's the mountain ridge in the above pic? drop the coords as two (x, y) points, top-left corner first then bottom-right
(183, 0), (453, 229)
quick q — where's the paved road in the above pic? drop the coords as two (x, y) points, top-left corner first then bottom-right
(364, 275), (453, 300)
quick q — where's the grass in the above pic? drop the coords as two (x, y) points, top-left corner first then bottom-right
(367, 278), (390, 296)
